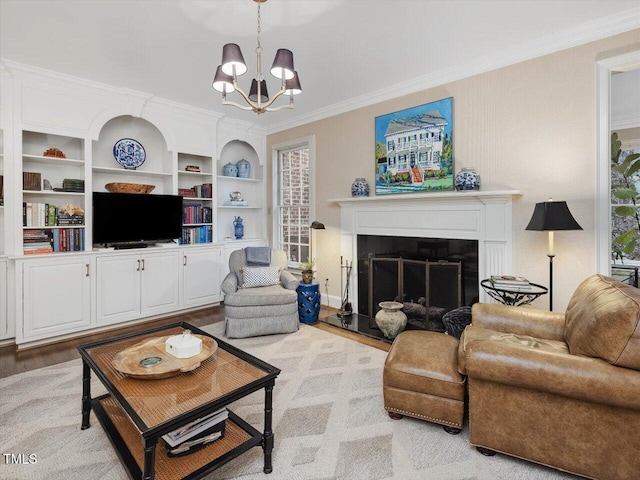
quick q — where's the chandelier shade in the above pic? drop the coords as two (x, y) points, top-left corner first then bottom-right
(270, 48), (295, 80)
(221, 43), (247, 76)
(212, 66), (235, 93)
(249, 79), (269, 102)
(284, 71), (303, 96)
(212, 0), (302, 115)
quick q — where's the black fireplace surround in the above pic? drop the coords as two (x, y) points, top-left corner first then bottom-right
(358, 234), (479, 332)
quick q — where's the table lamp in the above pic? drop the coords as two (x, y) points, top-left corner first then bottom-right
(525, 200), (582, 310)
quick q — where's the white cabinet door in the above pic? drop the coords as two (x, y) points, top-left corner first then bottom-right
(96, 255), (140, 325)
(140, 250), (180, 317)
(0, 259), (8, 340)
(181, 247), (222, 308)
(22, 256), (92, 339)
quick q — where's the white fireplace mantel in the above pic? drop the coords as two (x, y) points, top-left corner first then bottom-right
(330, 189), (521, 307)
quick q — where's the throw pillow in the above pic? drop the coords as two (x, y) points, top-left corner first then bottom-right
(241, 266), (281, 288)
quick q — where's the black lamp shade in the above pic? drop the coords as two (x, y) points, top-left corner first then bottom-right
(212, 66), (235, 93)
(221, 43), (247, 76)
(525, 201), (583, 231)
(284, 71), (303, 96)
(310, 221), (325, 230)
(248, 79), (269, 103)
(270, 48), (295, 80)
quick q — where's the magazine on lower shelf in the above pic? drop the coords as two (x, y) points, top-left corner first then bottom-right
(165, 422), (226, 457)
(162, 407), (228, 448)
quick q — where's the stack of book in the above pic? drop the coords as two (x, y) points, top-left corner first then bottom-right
(56, 214), (84, 226)
(23, 229), (53, 254)
(162, 407), (227, 457)
(61, 179), (84, 192)
(489, 275), (532, 289)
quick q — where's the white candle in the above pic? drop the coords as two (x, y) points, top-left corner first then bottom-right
(548, 231), (554, 256)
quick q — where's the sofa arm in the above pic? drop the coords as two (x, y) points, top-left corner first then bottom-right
(472, 303), (565, 341)
(466, 340), (640, 411)
(280, 270), (299, 290)
(221, 272), (238, 295)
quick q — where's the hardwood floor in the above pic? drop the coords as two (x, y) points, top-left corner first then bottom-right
(0, 305), (390, 379)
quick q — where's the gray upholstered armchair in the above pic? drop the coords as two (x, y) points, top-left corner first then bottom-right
(221, 248), (300, 338)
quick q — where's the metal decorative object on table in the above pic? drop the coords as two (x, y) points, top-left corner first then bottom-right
(480, 279), (548, 307)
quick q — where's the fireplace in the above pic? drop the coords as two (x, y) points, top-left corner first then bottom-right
(358, 234), (478, 331)
(332, 189), (520, 324)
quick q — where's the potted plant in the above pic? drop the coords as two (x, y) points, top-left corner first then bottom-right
(299, 257), (316, 284)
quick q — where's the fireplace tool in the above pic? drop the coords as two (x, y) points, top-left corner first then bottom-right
(338, 256), (353, 318)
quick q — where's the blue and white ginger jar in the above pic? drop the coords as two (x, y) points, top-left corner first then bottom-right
(454, 167), (481, 191)
(236, 158), (251, 178)
(223, 162), (238, 177)
(351, 178), (370, 197)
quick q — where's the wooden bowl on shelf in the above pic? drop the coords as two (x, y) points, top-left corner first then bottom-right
(105, 182), (155, 194)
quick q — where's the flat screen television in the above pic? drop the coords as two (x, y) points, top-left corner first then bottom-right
(93, 192), (183, 247)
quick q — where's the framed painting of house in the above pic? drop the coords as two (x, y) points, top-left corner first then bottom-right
(375, 97), (453, 195)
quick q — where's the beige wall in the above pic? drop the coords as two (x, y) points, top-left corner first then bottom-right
(267, 29), (640, 312)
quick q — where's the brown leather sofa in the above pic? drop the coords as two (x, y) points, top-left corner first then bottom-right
(458, 274), (640, 480)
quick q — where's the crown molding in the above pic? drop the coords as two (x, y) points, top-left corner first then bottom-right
(0, 58), (225, 122)
(266, 7), (640, 135)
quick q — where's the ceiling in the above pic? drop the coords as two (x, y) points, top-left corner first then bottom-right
(1, 1), (639, 133)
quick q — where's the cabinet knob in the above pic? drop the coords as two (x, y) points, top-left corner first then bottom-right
(85, 264), (90, 277)
(141, 259), (145, 271)
(136, 259), (141, 271)
(183, 255), (187, 266)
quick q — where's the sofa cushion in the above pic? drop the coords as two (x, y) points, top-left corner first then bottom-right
(458, 325), (569, 374)
(224, 284), (297, 307)
(565, 274), (640, 370)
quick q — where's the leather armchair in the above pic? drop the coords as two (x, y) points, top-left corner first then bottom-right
(222, 248), (300, 338)
(459, 274), (640, 480)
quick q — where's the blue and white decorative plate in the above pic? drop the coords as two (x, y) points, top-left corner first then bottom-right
(113, 138), (146, 170)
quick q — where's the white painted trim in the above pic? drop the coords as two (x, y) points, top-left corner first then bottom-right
(333, 191), (520, 310)
(267, 7), (640, 135)
(596, 50), (640, 276)
(1, 59), (226, 123)
(270, 135), (316, 263)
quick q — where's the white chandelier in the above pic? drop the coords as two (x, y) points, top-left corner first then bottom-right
(212, 0), (302, 115)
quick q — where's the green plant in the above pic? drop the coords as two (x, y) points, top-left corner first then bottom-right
(299, 257), (316, 271)
(611, 131), (640, 261)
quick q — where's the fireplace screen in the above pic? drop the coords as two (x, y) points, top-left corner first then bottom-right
(369, 257), (461, 331)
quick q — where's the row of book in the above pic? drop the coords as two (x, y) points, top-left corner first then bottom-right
(162, 407), (227, 457)
(183, 204), (212, 224)
(179, 183), (213, 199)
(23, 203), (84, 227)
(181, 225), (213, 244)
(23, 228), (85, 254)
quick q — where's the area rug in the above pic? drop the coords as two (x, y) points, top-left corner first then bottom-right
(0, 323), (579, 480)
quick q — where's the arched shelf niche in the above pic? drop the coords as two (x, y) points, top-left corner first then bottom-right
(217, 139), (265, 242)
(92, 115), (174, 195)
(219, 140), (261, 180)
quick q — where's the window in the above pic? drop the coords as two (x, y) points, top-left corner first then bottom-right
(273, 137), (314, 266)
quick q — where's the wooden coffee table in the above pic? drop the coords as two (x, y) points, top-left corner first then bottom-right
(78, 322), (280, 480)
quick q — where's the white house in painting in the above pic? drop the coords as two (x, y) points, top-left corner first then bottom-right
(384, 111), (447, 183)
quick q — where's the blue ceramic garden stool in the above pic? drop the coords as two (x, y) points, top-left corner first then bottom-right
(297, 283), (321, 324)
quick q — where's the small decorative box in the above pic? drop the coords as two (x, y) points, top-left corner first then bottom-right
(165, 330), (202, 359)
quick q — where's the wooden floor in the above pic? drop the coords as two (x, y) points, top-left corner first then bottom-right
(0, 305), (389, 379)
